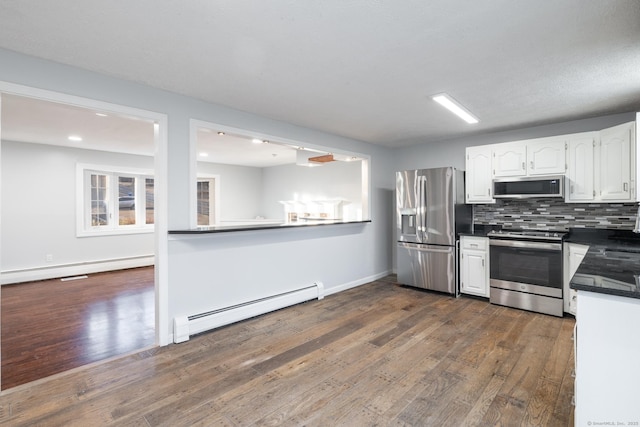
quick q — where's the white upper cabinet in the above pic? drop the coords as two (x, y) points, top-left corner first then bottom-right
(566, 132), (597, 202)
(464, 120), (636, 204)
(492, 143), (527, 177)
(493, 138), (566, 178)
(527, 137), (566, 176)
(597, 121), (635, 201)
(465, 145), (494, 203)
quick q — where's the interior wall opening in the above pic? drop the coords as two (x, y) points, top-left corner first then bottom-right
(0, 88), (164, 390)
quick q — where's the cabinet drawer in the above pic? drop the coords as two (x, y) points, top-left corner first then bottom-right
(461, 236), (488, 251)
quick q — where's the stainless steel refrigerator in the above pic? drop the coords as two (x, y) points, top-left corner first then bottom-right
(396, 167), (472, 295)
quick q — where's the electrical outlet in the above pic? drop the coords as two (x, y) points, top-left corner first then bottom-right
(45, 254), (53, 262)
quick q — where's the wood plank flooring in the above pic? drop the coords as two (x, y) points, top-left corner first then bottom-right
(0, 275), (575, 426)
(1, 267), (155, 390)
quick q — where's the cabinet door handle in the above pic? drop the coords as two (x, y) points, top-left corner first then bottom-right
(522, 162), (525, 170)
(624, 182), (628, 191)
(482, 259), (485, 267)
(571, 185), (574, 194)
(530, 161), (534, 169)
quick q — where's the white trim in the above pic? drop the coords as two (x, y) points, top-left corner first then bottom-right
(196, 174), (221, 226)
(153, 121), (170, 346)
(1, 255), (154, 285)
(76, 163), (155, 237)
(0, 81), (166, 124)
(323, 270), (393, 297)
(0, 80), (171, 347)
(189, 120), (199, 229)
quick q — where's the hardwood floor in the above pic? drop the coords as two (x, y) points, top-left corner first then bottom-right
(1, 267), (155, 390)
(0, 276), (575, 426)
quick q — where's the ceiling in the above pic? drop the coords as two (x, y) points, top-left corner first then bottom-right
(0, 1), (639, 149)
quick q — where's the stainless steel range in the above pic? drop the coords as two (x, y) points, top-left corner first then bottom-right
(488, 229), (567, 317)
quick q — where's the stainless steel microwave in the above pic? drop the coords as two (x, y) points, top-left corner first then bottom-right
(493, 176), (565, 199)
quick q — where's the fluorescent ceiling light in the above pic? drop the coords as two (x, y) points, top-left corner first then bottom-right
(68, 135), (83, 141)
(432, 94), (479, 124)
(252, 138), (264, 144)
(199, 152), (209, 157)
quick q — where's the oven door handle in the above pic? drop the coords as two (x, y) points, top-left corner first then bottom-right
(489, 239), (562, 251)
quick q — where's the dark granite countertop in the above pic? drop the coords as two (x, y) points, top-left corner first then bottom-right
(169, 219), (371, 234)
(458, 224), (502, 237)
(568, 228), (640, 299)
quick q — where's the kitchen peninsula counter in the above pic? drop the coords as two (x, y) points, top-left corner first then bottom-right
(568, 228), (640, 299)
(169, 219), (371, 234)
(569, 228), (640, 424)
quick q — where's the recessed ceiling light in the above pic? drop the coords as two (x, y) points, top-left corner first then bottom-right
(95, 112), (108, 117)
(217, 131), (225, 136)
(432, 93), (479, 124)
(252, 138), (264, 144)
(68, 135), (83, 142)
(199, 152), (209, 157)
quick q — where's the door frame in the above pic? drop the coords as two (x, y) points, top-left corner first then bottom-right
(0, 81), (170, 389)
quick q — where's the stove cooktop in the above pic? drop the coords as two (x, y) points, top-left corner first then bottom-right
(487, 229), (568, 241)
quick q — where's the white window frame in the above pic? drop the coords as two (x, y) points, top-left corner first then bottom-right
(196, 175), (220, 226)
(77, 163), (155, 237)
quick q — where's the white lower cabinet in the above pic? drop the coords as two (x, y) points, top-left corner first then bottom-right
(563, 243), (588, 315)
(460, 236), (489, 297)
(575, 291), (640, 424)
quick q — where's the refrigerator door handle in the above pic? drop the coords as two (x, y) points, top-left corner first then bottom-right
(414, 176), (422, 242)
(420, 176), (428, 241)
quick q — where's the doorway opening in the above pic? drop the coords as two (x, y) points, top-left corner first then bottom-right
(0, 85), (168, 389)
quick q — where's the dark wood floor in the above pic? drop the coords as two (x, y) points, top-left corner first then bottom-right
(1, 267), (155, 390)
(0, 275), (574, 426)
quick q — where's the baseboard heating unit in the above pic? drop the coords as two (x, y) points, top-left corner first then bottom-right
(173, 282), (324, 343)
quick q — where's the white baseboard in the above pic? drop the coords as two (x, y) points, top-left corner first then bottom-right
(1, 255), (155, 285)
(323, 270), (393, 297)
(173, 282), (324, 343)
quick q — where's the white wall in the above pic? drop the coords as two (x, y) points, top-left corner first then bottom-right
(0, 48), (396, 343)
(197, 161), (263, 220)
(260, 160), (363, 220)
(1, 140), (154, 281)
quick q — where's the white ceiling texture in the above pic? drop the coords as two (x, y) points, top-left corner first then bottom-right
(0, 0), (639, 166)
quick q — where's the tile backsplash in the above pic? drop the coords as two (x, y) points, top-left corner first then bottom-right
(474, 199), (639, 231)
